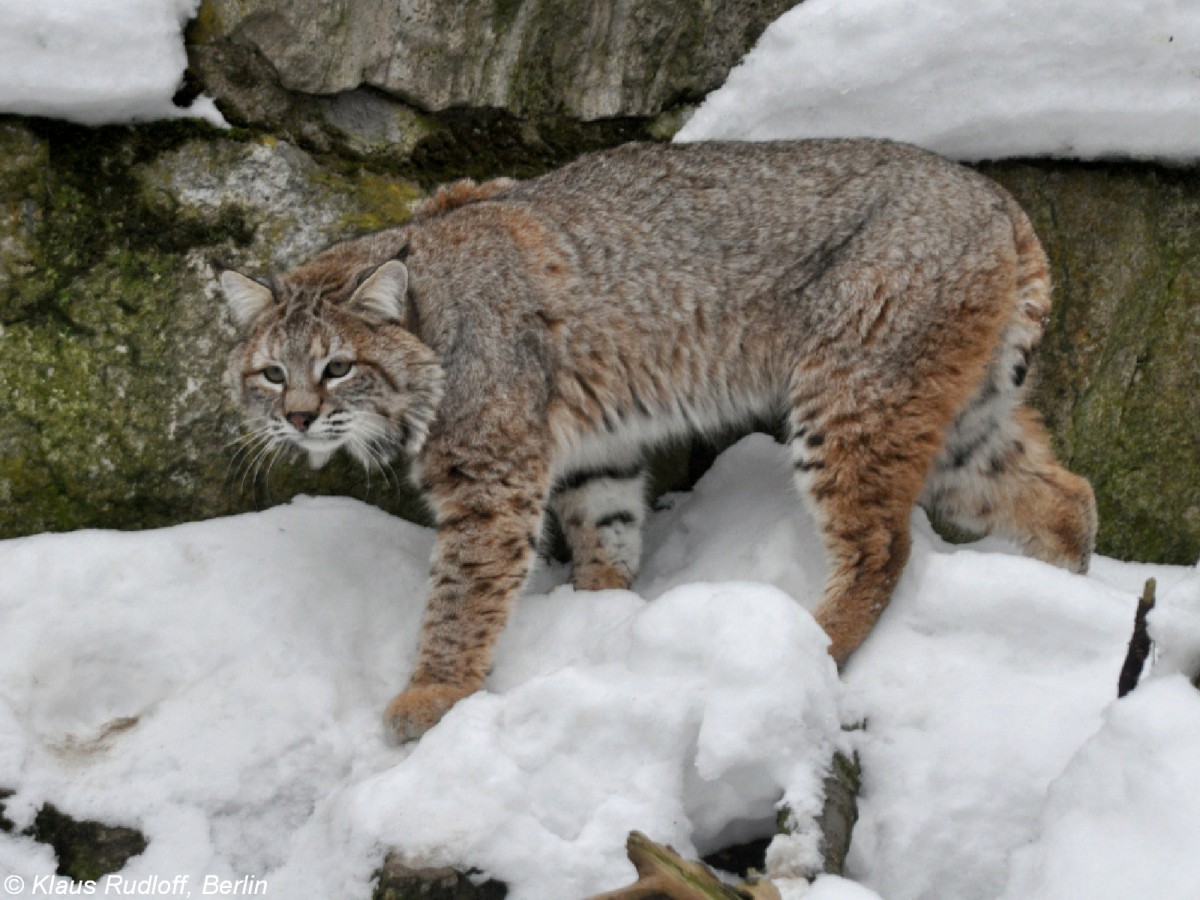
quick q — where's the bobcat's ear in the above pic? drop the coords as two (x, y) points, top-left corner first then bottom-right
(219, 270), (276, 329)
(348, 260), (409, 322)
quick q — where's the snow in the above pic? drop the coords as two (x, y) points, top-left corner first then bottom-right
(0, 0), (223, 126)
(1, 436), (1197, 898)
(678, 0), (1200, 161)
(1000, 677), (1200, 900)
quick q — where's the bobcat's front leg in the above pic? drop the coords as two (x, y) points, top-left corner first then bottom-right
(385, 449), (549, 743)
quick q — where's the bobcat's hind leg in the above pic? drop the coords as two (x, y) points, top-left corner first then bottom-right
(790, 396), (941, 666)
(921, 192), (1097, 573)
(551, 461), (647, 590)
(924, 404), (1097, 573)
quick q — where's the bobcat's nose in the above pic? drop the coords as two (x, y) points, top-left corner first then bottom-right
(287, 411), (317, 433)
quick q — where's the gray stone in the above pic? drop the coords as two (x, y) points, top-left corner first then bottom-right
(189, 0), (796, 120)
(136, 136), (413, 268)
(317, 91), (437, 161)
(373, 854), (507, 900)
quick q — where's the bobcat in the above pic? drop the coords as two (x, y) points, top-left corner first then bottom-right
(219, 139), (1097, 743)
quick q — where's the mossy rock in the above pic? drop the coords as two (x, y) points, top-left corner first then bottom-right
(187, 0), (795, 121)
(0, 124), (44, 298)
(2, 112), (1198, 565)
(0, 793), (148, 883)
(983, 161), (1200, 564)
(30, 804), (148, 883)
(0, 119), (428, 538)
(373, 855), (507, 900)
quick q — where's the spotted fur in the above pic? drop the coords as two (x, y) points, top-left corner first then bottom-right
(219, 140), (1097, 743)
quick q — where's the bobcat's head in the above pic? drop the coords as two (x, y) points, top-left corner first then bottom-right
(220, 257), (444, 472)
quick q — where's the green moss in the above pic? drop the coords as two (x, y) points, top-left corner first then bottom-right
(31, 804), (148, 883)
(333, 169), (423, 233)
(0, 121), (236, 534)
(3, 117), (242, 324)
(402, 107), (660, 187)
(491, 0), (525, 33)
(0, 119), (435, 538)
(185, 0), (225, 46)
(983, 161), (1200, 564)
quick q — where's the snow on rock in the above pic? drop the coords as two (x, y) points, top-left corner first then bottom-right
(0, 0), (223, 125)
(677, 0), (1200, 162)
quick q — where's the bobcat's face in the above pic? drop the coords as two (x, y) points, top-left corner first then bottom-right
(220, 260), (444, 471)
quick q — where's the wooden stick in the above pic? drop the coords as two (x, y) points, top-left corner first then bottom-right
(587, 831), (782, 900)
(1117, 578), (1156, 698)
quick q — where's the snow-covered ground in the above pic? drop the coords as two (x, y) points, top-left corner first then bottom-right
(2, 437), (1198, 899)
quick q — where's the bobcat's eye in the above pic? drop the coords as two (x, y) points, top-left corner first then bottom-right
(323, 359), (354, 380)
(261, 365), (287, 385)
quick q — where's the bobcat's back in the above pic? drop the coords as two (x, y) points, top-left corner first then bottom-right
(391, 140), (1028, 468)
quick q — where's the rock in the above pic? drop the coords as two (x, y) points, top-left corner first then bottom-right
(188, 0), (795, 121)
(0, 124), (44, 300)
(1, 113), (1197, 565)
(0, 794), (148, 883)
(0, 789), (14, 833)
(0, 119), (428, 537)
(135, 134), (421, 267)
(29, 803), (148, 883)
(373, 854), (507, 900)
(983, 161), (1200, 564)
(813, 750), (861, 876)
(183, 0), (789, 179)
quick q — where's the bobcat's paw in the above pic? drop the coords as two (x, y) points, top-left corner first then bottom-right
(383, 683), (472, 744)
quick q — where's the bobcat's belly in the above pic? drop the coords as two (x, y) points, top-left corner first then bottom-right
(552, 389), (780, 478)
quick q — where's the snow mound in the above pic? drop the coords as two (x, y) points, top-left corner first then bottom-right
(0, 439), (844, 899)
